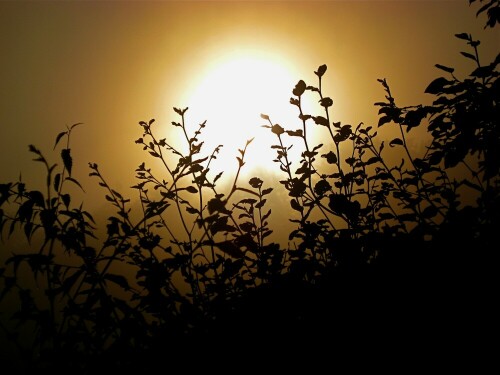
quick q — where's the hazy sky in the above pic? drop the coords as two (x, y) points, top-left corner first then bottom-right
(1, 0), (498, 240)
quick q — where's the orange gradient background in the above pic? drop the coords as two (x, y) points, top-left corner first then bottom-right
(1, 0), (498, 243)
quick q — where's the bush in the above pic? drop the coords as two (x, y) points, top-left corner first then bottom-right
(1, 1), (498, 372)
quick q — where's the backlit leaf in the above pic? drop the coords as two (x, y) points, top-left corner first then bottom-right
(425, 77), (452, 94)
(292, 80), (306, 97)
(315, 64), (327, 77)
(435, 64), (454, 73)
(389, 138), (404, 147)
(61, 149), (72, 176)
(53, 131), (67, 150)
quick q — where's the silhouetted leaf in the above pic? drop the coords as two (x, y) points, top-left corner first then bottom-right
(365, 157), (380, 165)
(139, 234), (161, 250)
(378, 115), (392, 127)
(28, 191), (45, 208)
(184, 186), (198, 194)
(262, 208), (272, 222)
(61, 194), (71, 208)
(271, 124), (285, 135)
(378, 212), (394, 220)
(105, 273), (130, 291)
(460, 51), (477, 61)
(428, 151), (443, 165)
(70, 122), (83, 131)
(0, 183), (12, 206)
(286, 129), (303, 137)
(314, 180), (331, 196)
(239, 198), (257, 205)
(389, 138), (404, 147)
(425, 77), (452, 94)
(54, 131), (67, 150)
(53, 173), (61, 192)
(295, 162), (311, 176)
(422, 205), (438, 218)
(335, 125), (352, 142)
(107, 218), (119, 236)
(213, 171), (223, 184)
(455, 32), (469, 40)
(292, 80), (306, 96)
(260, 114), (270, 120)
(207, 198), (227, 214)
(315, 64), (327, 77)
(313, 116), (329, 127)
(435, 64), (454, 73)
(24, 221), (33, 241)
(66, 177), (84, 192)
(403, 106), (431, 129)
(28, 144), (41, 156)
(249, 177), (263, 188)
(262, 188), (273, 196)
(321, 151), (337, 164)
(174, 107), (187, 116)
(190, 164), (204, 173)
(319, 97), (333, 108)
(471, 66), (490, 77)
(192, 156), (209, 165)
(59, 269), (83, 296)
(313, 144), (323, 152)
(290, 199), (303, 212)
(185, 206), (199, 215)
(288, 178), (307, 197)
(240, 222), (255, 233)
(346, 158), (359, 168)
(255, 199), (266, 209)
(61, 149), (72, 176)
(215, 241), (244, 258)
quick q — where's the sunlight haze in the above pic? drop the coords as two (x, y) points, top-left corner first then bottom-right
(1, 0), (498, 235)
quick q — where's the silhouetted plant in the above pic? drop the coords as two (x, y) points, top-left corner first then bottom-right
(262, 21), (498, 273)
(1, 106), (286, 372)
(0, 2), (498, 372)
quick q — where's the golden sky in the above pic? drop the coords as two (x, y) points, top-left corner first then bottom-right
(0, 0), (498, 235)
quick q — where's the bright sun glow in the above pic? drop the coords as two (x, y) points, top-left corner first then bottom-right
(178, 53), (307, 182)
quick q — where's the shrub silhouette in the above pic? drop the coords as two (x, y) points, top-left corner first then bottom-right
(1, 1), (498, 372)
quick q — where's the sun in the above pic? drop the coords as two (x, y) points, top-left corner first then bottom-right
(177, 52), (305, 183)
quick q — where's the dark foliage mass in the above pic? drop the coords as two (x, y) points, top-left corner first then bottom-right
(1, 1), (498, 373)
